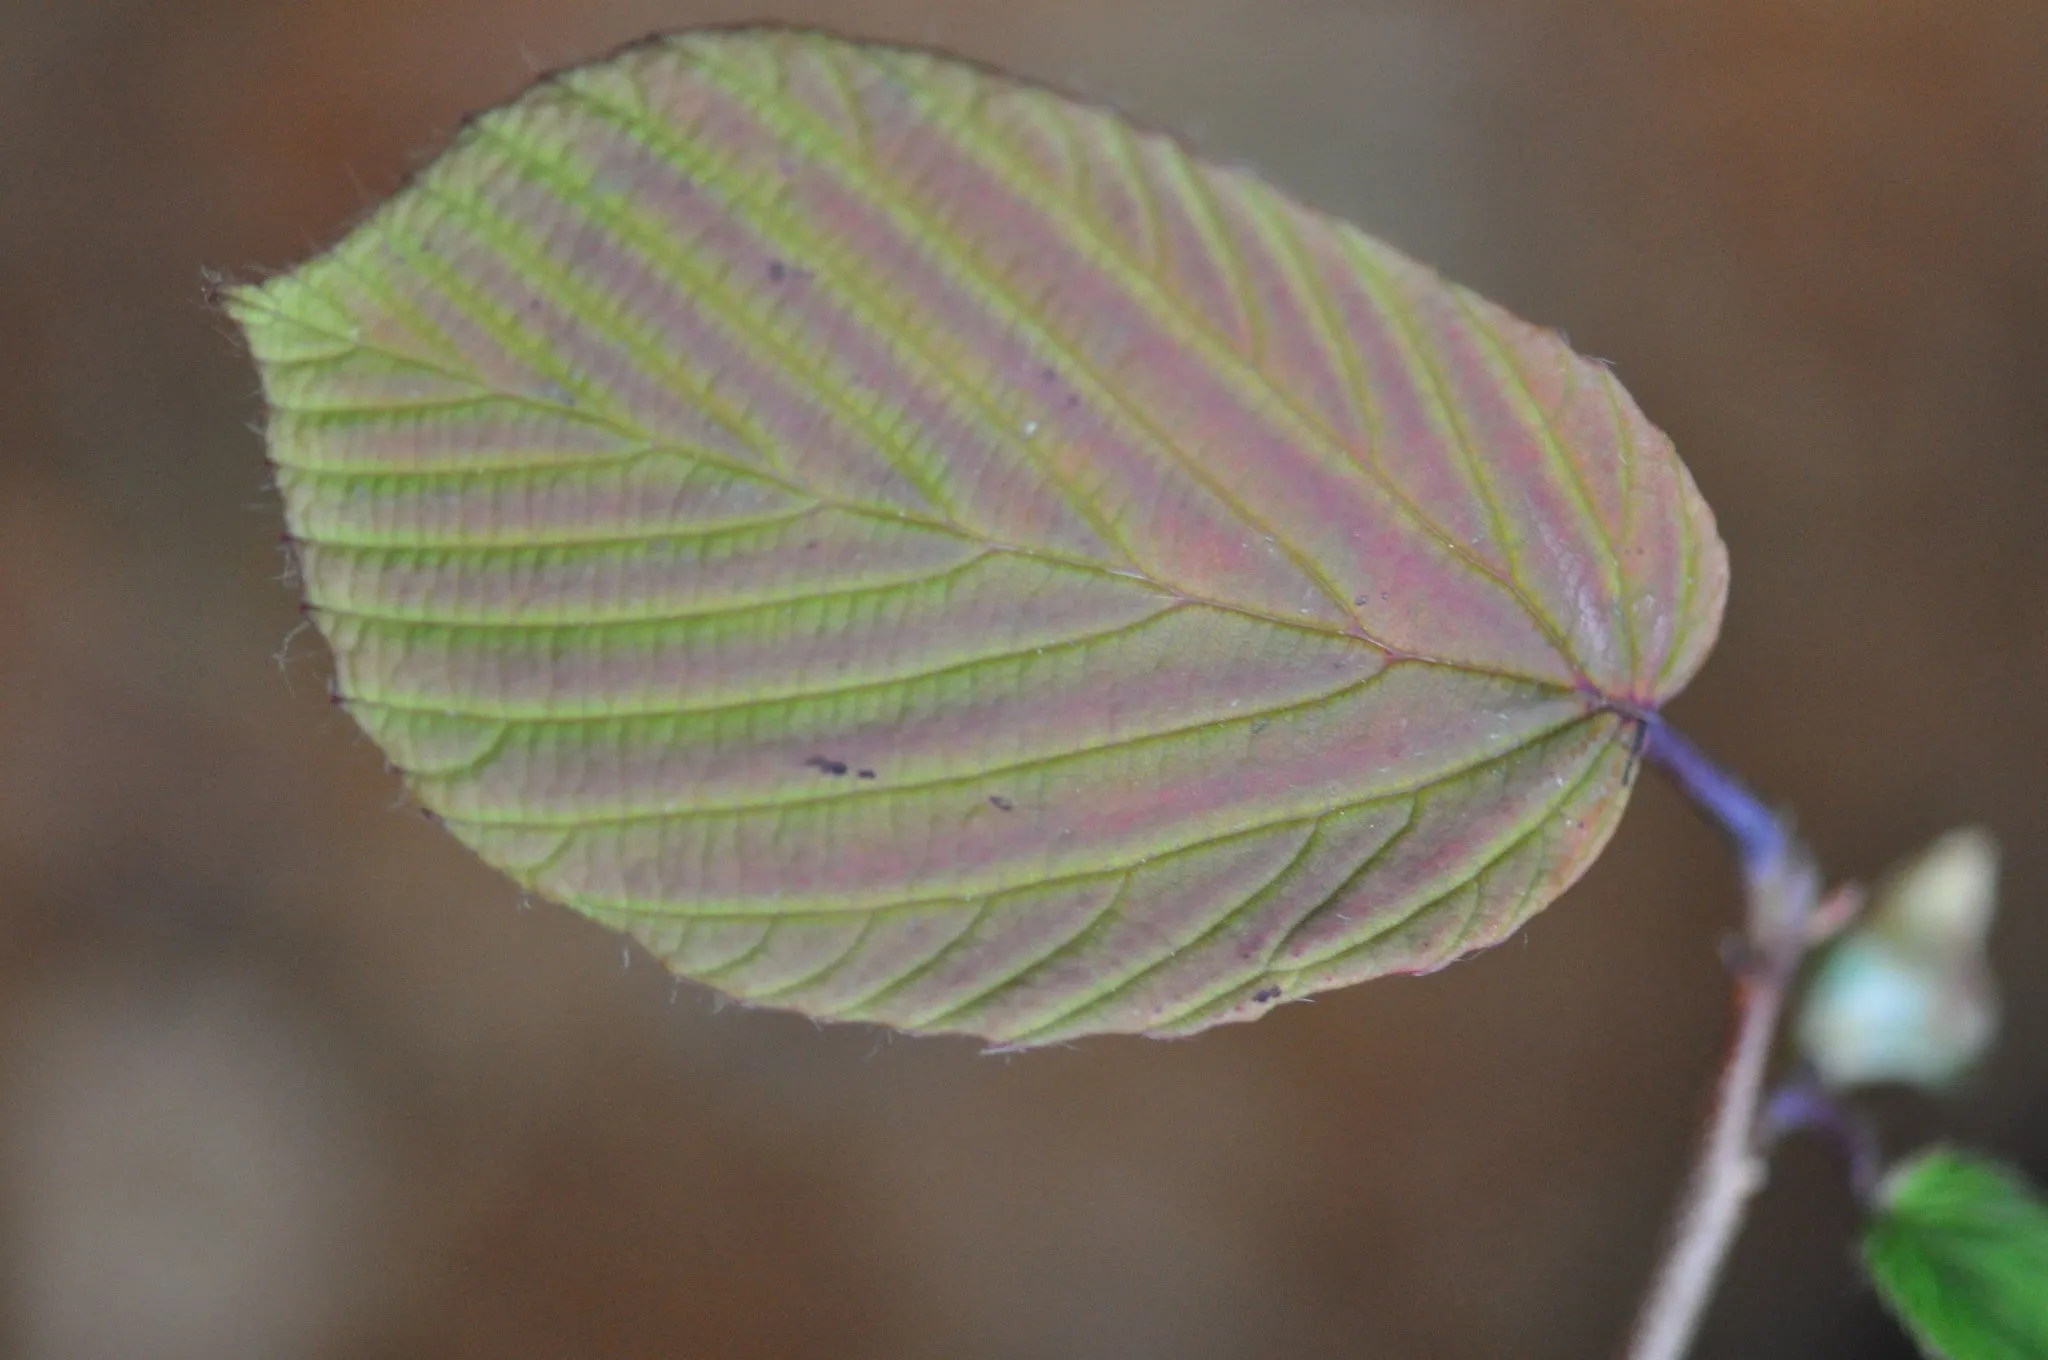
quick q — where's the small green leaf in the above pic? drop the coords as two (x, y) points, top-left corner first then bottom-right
(227, 27), (1727, 1043)
(1862, 1147), (2048, 1360)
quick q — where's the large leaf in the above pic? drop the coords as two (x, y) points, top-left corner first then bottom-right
(1862, 1147), (2048, 1360)
(227, 27), (1725, 1044)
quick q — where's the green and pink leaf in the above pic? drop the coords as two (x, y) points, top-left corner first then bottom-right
(229, 27), (1725, 1044)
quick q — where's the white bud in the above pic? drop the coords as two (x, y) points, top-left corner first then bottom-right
(1794, 828), (2000, 1092)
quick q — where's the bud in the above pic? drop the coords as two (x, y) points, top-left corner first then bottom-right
(1794, 828), (2000, 1092)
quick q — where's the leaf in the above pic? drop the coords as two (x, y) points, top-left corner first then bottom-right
(226, 27), (1726, 1043)
(1862, 1147), (2048, 1360)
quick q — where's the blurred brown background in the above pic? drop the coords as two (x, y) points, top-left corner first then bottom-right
(3, 1), (2045, 1356)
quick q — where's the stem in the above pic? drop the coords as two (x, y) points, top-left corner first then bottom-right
(1640, 716), (1788, 875)
(1623, 724), (1821, 1360)
(1623, 950), (1794, 1360)
(1761, 1076), (1884, 1206)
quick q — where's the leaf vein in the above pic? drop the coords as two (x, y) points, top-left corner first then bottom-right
(426, 653), (1399, 825)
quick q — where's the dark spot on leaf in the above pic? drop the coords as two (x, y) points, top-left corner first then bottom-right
(1352, 593), (1369, 606)
(767, 260), (788, 282)
(804, 756), (849, 776)
(988, 795), (1015, 811)
(1064, 393), (1080, 407)
(1249, 718), (1270, 735)
(857, 769), (877, 780)
(1253, 986), (1282, 1004)
(1040, 365), (1058, 382)
(804, 539), (820, 550)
